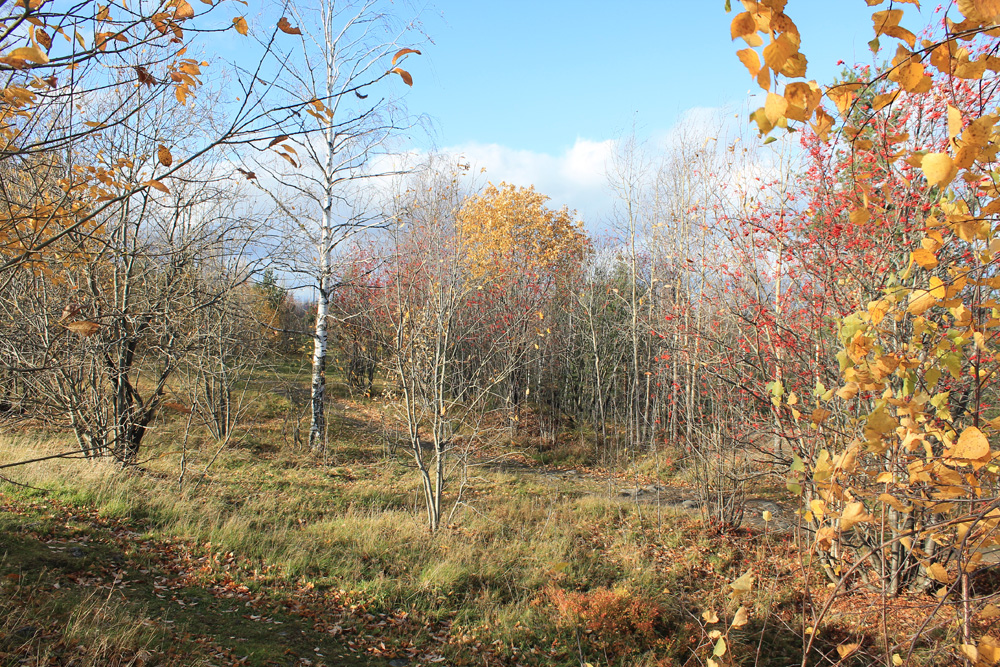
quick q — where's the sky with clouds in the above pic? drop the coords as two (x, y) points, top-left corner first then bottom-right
(395, 2), (890, 227)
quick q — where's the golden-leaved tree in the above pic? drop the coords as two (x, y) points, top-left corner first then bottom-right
(727, 0), (1000, 662)
(456, 182), (590, 429)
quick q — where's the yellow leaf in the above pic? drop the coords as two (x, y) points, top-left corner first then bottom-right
(811, 107), (834, 141)
(839, 502), (871, 532)
(810, 499), (827, 518)
(277, 17), (302, 35)
(762, 510), (773, 522)
(948, 105), (963, 138)
(961, 643), (979, 663)
(922, 152), (958, 188)
(979, 636), (1000, 665)
(763, 33), (796, 71)
(737, 48), (761, 77)
(144, 179), (170, 194)
(816, 526), (836, 550)
(873, 90), (901, 111)
(157, 144), (173, 167)
(872, 9), (904, 30)
(850, 207), (871, 225)
(837, 382), (859, 400)
(713, 637), (727, 657)
(927, 562), (951, 583)
(896, 61), (926, 91)
(837, 643), (860, 659)
(879, 493), (911, 513)
(391, 67), (413, 86)
(957, 0), (1000, 22)
(764, 92), (788, 124)
(911, 247), (938, 269)
(948, 425), (990, 461)
(730, 570), (754, 598)
(886, 25), (917, 48)
(780, 52), (808, 78)
(7, 46), (49, 64)
(757, 63), (770, 91)
(702, 609), (720, 624)
(233, 16), (249, 35)
(731, 606), (749, 628)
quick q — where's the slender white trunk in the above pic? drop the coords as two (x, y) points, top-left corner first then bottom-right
(309, 208), (332, 450)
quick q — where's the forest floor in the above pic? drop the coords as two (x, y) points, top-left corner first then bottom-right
(0, 376), (963, 667)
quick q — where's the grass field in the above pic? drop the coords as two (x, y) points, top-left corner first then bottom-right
(0, 363), (964, 666)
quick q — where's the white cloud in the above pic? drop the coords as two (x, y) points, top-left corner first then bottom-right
(440, 137), (617, 227)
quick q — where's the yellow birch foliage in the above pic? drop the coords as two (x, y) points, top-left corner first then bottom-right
(729, 0), (1000, 659)
(456, 182), (589, 286)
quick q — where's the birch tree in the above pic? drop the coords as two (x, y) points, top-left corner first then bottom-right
(253, 0), (422, 451)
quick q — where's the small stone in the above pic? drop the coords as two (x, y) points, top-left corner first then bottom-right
(681, 500), (700, 510)
(389, 660), (408, 667)
(14, 625), (38, 638)
(68, 547), (85, 558)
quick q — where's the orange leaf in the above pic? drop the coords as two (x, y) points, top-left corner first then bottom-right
(277, 17), (301, 35)
(157, 144), (173, 167)
(233, 16), (248, 35)
(730, 11), (757, 40)
(144, 179), (170, 193)
(391, 48), (421, 65)
(268, 134), (289, 148)
(391, 67), (413, 86)
(173, 0), (194, 20)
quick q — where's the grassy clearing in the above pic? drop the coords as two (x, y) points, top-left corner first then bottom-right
(0, 374), (961, 666)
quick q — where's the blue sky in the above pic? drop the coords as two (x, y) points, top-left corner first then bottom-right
(405, 2), (882, 154)
(388, 1), (897, 224)
(203, 2), (910, 227)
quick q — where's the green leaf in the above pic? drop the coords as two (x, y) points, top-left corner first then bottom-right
(763, 136), (778, 145)
(725, 0), (732, 11)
